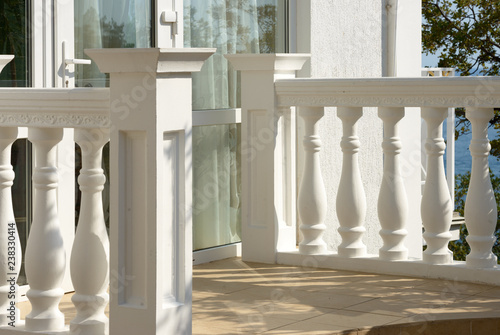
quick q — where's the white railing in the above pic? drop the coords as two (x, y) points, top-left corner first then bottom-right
(227, 54), (500, 286)
(0, 87), (110, 334)
(278, 77), (500, 282)
(0, 48), (214, 335)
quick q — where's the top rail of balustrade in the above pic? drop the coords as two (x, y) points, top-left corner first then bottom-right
(275, 76), (500, 108)
(0, 87), (110, 128)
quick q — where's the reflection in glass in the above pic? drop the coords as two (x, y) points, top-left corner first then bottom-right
(0, 0), (29, 87)
(193, 124), (241, 250)
(185, 0), (286, 110)
(74, 0), (153, 87)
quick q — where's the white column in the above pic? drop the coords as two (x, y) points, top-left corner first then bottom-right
(225, 54), (310, 262)
(298, 106), (327, 255)
(87, 48), (214, 335)
(25, 127), (65, 331)
(0, 127), (21, 326)
(465, 108), (497, 269)
(421, 107), (452, 264)
(378, 107), (408, 260)
(336, 107), (367, 257)
(70, 128), (110, 335)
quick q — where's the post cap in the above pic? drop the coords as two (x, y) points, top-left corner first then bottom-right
(85, 48), (216, 74)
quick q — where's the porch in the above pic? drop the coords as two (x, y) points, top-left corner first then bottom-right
(17, 258), (500, 334)
(0, 49), (500, 334)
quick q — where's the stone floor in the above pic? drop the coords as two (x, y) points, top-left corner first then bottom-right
(17, 257), (500, 334)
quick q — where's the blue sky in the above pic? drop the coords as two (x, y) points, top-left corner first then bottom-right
(422, 52), (441, 68)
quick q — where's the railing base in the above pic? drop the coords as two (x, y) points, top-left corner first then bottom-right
(277, 251), (500, 286)
(0, 321), (68, 334)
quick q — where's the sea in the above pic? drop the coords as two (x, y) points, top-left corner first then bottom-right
(443, 122), (500, 178)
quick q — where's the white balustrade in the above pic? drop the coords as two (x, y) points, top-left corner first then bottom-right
(0, 127), (21, 326)
(421, 107), (453, 264)
(25, 127), (66, 331)
(70, 128), (110, 335)
(336, 107), (367, 257)
(377, 107), (409, 261)
(465, 108), (498, 269)
(298, 106), (327, 255)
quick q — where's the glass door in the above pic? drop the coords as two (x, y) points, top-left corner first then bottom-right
(74, 0), (154, 87)
(186, 0), (289, 251)
(0, 0), (32, 286)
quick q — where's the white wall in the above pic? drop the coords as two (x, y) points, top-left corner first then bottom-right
(295, 0), (422, 257)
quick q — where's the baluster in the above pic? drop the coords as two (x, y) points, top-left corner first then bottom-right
(465, 108), (497, 268)
(336, 107), (367, 257)
(0, 127), (21, 326)
(298, 107), (327, 255)
(377, 107), (408, 260)
(25, 127), (65, 331)
(70, 129), (109, 335)
(421, 108), (453, 264)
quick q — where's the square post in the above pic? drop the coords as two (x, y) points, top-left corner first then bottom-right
(225, 54), (309, 263)
(87, 48), (214, 335)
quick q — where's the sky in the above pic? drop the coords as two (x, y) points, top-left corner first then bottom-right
(422, 52), (441, 68)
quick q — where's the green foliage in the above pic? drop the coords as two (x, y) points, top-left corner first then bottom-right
(423, 0), (500, 76)
(450, 171), (500, 263)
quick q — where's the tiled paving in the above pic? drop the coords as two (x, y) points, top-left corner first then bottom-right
(192, 258), (500, 334)
(17, 257), (500, 334)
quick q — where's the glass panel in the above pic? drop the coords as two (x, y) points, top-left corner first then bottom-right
(184, 0), (287, 110)
(11, 139), (32, 285)
(188, 0), (287, 250)
(0, 0), (30, 87)
(74, 0), (153, 87)
(193, 124), (241, 250)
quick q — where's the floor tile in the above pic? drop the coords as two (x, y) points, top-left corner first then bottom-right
(15, 257), (500, 335)
(306, 309), (403, 328)
(261, 318), (352, 334)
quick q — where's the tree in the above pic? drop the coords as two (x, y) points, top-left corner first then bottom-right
(423, 2), (500, 148)
(422, 0), (500, 76)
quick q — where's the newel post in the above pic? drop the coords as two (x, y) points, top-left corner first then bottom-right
(225, 54), (310, 263)
(87, 48), (214, 335)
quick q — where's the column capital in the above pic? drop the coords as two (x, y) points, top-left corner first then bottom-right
(85, 48), (215, 74)
(0, 55), (14, 73)
(225, 53), (310, 74)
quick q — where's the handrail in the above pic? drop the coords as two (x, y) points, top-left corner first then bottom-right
(0, 88), (110, 128)
(275, 76), (500, 108)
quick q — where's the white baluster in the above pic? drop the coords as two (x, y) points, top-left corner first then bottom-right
(70, 129), (109, 335)
(465, 108), (497, 268)
(378, 107), (408, 260)
(421, 107), (453, 264)
(336, 107), (367, 257)
(0, 127), (21, 326)
(298, 107), (327, 255)
(25, 127), (65, 331)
